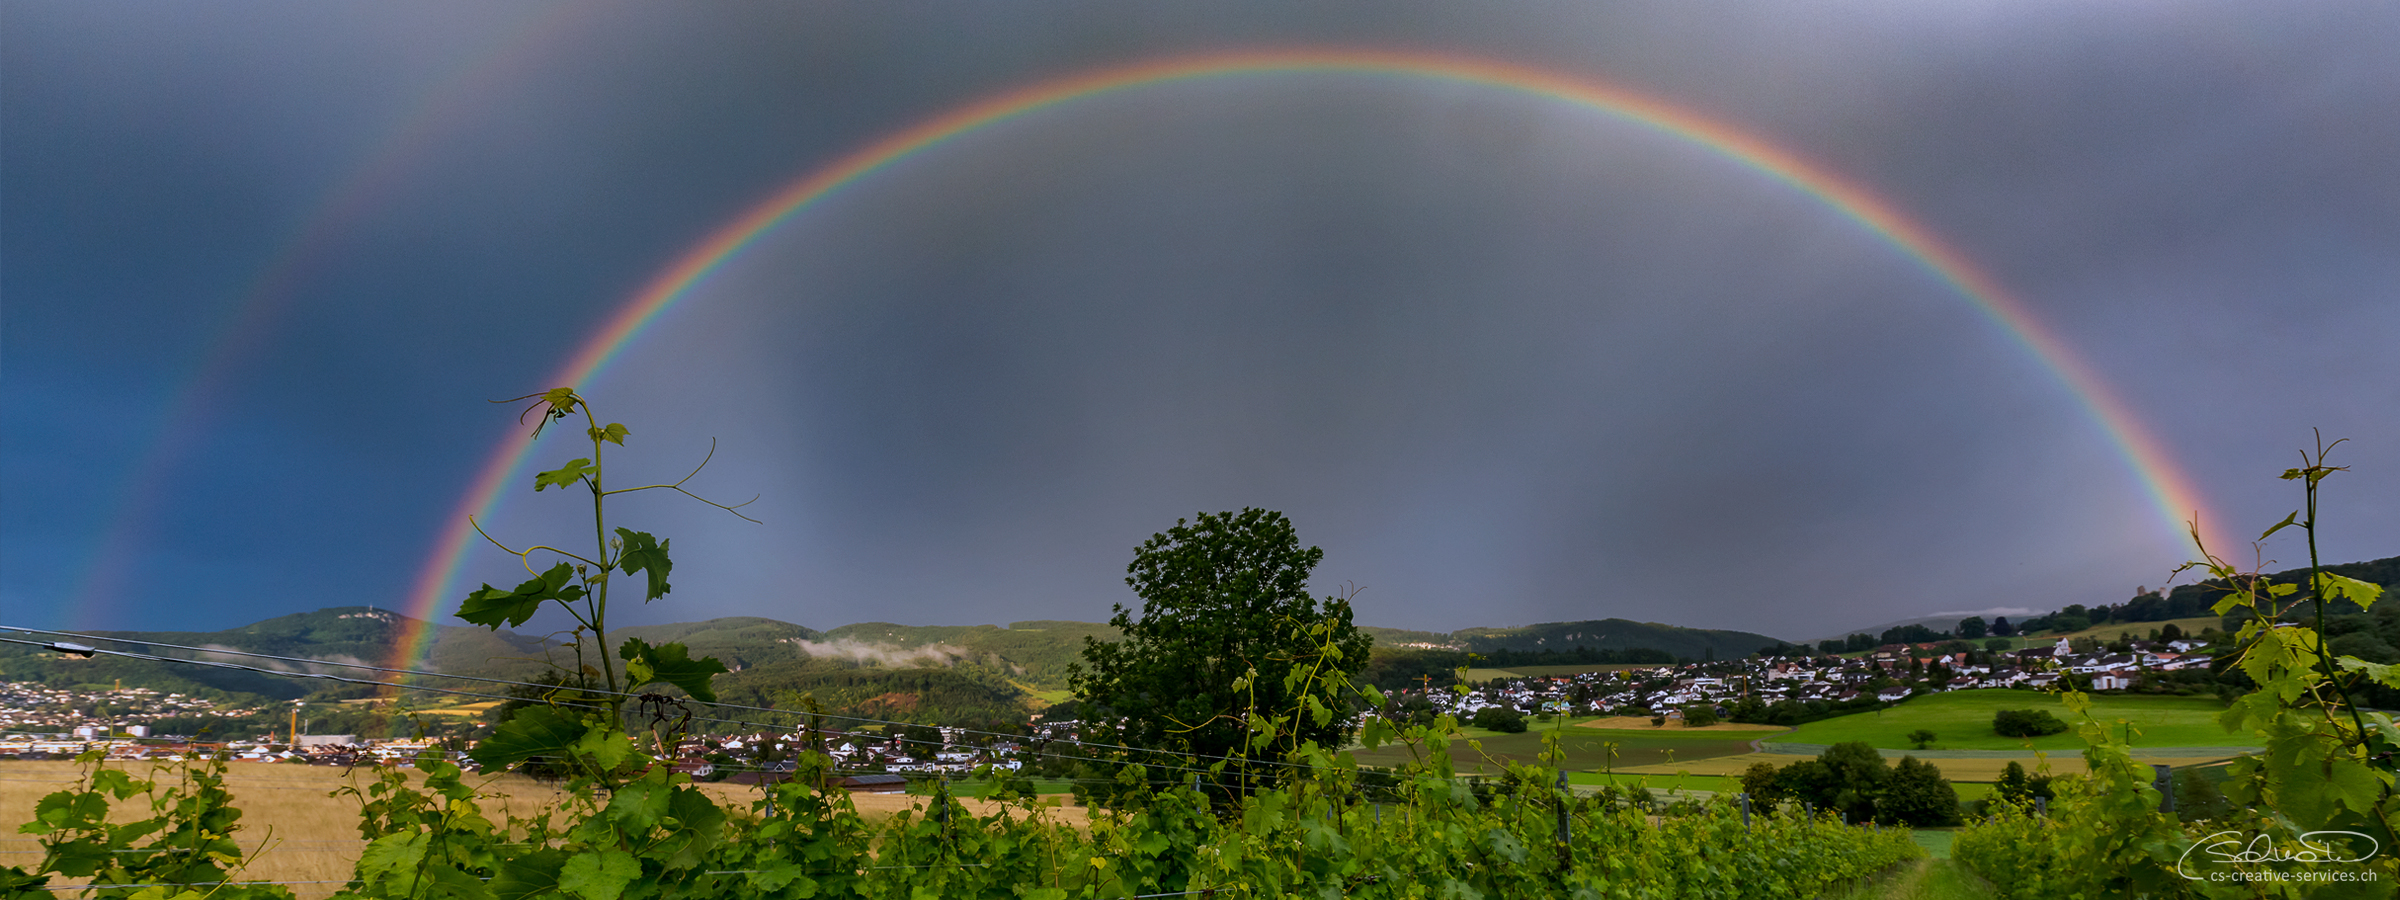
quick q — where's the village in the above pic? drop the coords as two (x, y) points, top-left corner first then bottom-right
(1381, 634), (2221, 724)
(1, 634), (2222, 778)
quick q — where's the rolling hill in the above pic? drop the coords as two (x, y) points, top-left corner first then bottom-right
(0, 609), (1783, 723)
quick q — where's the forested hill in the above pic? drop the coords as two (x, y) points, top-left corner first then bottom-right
(1361, 619), (1786, 659)
(0, 607), (554, 703)
(6, 608), (1768, 720)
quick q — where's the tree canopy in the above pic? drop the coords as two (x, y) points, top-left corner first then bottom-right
(1070, 509), (1372, 787)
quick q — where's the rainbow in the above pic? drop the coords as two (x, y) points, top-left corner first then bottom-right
(388, 48), (2220, 671)
(60, 5), (589, 629)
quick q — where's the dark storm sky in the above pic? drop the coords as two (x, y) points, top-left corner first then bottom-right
(5, 1), (2396, 642)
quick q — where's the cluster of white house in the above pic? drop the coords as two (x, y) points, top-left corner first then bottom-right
(643, 728), (1027, 780)
(1382, 636), (2218, 720)
(0, 733), (443, 763)
(0, 681), (249, 734)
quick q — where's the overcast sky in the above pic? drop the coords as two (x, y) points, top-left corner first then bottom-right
(6, 1), (2396, 642)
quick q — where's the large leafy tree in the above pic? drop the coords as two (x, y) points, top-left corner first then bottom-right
(1070, 508), (1372, 785)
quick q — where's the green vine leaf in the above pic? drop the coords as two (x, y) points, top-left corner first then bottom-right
(535, 458), (598, 492)
(558, 848), (642, 900)
(2317, 571), (2385, 611)
(2257, 510), (2299, 540)
(614, 528), (673, 600)
(2338, 656), (2400, 688)
(743, 862), (815, 893)
(618, 637), (727, 703)
(574, 720), (638, 773)
(458, 562), (586, 630)
(588, 422), (629, 446)
(27, 791), (106, 832)
(353, 831), (430, 889)
(467, 705), (592, 771)
(489, 848), (567, 900)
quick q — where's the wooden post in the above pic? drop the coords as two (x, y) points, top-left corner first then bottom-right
(1555, 769), (1572, 872)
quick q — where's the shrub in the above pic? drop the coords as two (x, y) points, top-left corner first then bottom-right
(1990, 760), (2053, 806)
(1471, 706), (1527, 733)
(1992, 707), (2068, 737)
(1876, 756), (1960, 826)
(1682, 704), (1719, 727)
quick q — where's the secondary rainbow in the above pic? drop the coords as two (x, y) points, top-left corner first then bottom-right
(61, 6), (590, 630)
(389, 48), (2220, 671)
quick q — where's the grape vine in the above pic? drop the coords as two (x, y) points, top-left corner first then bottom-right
(1955, 436), (2397, 898)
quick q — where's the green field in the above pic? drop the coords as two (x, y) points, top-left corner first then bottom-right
(1350, 724), (1758, 774)
(1570, 771), (1737, 792)
(1978, 615), (2221, 651)
(1779, 689), (2242, 751)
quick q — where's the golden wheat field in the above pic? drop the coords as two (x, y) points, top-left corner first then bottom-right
(2, 760), (1085, 898)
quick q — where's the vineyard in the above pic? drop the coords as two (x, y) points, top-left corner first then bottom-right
(6, 726), (1928, 899)
(8, 397), (2393, 899)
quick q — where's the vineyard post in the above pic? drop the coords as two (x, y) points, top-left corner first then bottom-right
(1739, 792), (1750, 830)
(2034, 795), (2046, 817)
(1554, 768), (1571, 872)
(936, 774), (952, 844)
(2149, 764), (2173, 813)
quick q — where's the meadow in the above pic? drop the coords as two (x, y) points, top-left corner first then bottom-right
(1775, 689), (2245, 751)
(1349, 721), (1761, 774)
(1609, 751), (2233, 787)
(1975, 615), (2221, 651)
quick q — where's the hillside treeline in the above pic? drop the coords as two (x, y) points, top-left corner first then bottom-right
(2019, 554), (2400, 634)
(707, 657), (1031, 728)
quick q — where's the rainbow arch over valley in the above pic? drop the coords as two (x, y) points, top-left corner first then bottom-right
(387, 48), (2219, 672)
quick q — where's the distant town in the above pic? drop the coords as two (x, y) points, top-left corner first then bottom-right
(3, 633), (2217, 783)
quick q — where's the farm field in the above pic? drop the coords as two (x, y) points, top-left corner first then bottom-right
(1349, 724), (1759, 773)
(0, 760), (1082, 899)
(1573, 715), (1784, 732)
(1571, 771), (1737, 793)
(1567, 772), (1996, 805)
(1776, 689), (2245, 751)
(0, 760), (566, 899)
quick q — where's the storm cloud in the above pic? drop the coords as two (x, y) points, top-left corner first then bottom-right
(5, 2), (2396, 641)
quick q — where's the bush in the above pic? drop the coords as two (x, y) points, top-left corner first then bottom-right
(2172, 766), (2234, 823)
(1876, 756), (1960, 826)
(1881, 758), (1958, 830)
(1682, 704), (1719, 727)
(1992, 708), (2068, 737)
(1471, 706), (1527, 733)
(1740, 761), (1786, 807)
(1990, 760), (2053, 806)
